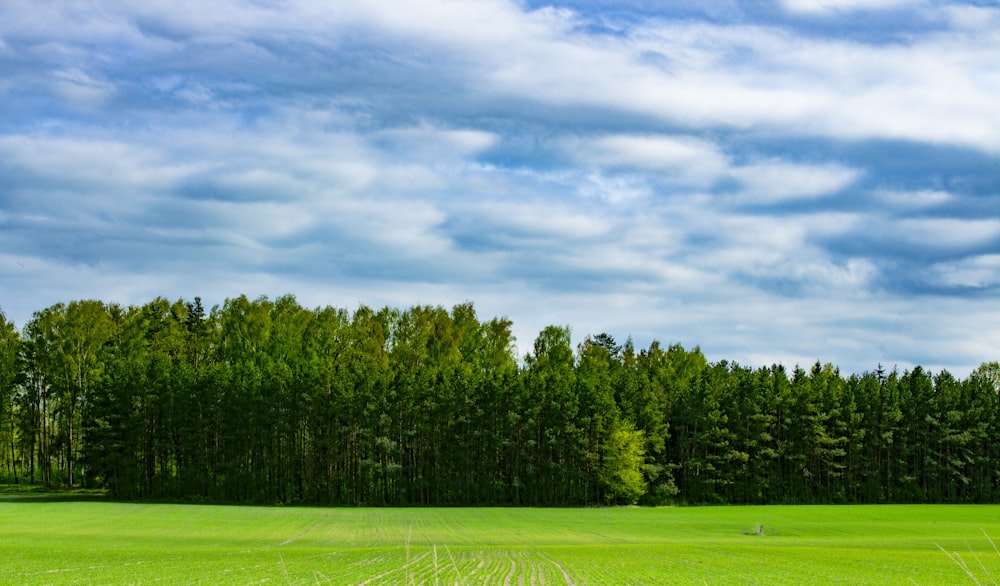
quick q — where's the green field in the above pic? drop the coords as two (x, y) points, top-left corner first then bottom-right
(3, 498), (1000, 584)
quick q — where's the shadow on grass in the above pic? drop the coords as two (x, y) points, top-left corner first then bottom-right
(0, 484), (108, 503)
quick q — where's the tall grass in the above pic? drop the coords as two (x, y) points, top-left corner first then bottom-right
(939, 530), (1000, 585)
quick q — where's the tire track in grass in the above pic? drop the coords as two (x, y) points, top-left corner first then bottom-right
(38, 564), (107, 578)
(537, 551), (576, 586)
(356, 550), (431, 585)
(278, 552), (291, 584)
(278, 515), (327, 546)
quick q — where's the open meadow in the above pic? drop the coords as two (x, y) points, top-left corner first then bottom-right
(3, 497), (1000, 584)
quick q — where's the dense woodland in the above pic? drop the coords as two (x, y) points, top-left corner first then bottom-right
(0, 296), (998, 506)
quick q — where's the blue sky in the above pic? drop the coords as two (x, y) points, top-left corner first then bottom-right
(0, 0), (997, 375)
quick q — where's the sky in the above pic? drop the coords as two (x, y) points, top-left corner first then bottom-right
(0, 0), (997, 376)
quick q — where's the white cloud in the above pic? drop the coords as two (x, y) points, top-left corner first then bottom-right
(5, 0), (997, 152)
(482, 12), (1000, 152)
(647, 20), (1000, 152)
(577, 173), (652, 204)
(0, 135), (181, 217)
(51, 68), (116, 106)
(876, 190), (953, 209)
(468, 200), (612, 242)
(944, 5), (1000, 32)
(730, 161), (859, 201)
(219, 201), (317, 241)
(892, 218), (1000, 250)
(779, 0), (925, 14)
(570, 134), (859, 202)
(332, 1), (578, 53)
(570, 134), (728, 184)
(331, 196), (451, 257)
(376, 124), (499, 162)
(0, 0), (996, 380)
(930, 254), (1000, 289)
(671, 208), (872, 296)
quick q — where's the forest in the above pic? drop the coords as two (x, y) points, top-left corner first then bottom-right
(0, 296), (998, 506)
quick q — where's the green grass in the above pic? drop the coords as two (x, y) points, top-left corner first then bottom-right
(2, 498), (1000, 584)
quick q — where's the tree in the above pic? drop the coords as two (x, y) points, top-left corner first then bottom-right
(4, 294), (997, 507)
(965, 362), (1000, 502)
(629, 341), (678, 504)
(343, 305), (392, 504)
(728, 365), (779, 504)
(672, 358), (737, 504)
(299, 304), (350, 503)
(523, 325), (580, 504)
(576, 334), (623, 502)
(0, 310), (21, 483)
(56, 301), (114, 487)
(972, 362), (1000, 395)
(899, 366), (936, 502)
(83, 303), (148, 498)
(599, 420), (647, 504)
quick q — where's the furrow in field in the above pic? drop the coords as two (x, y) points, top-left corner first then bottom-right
(13, 503), (1000, 584)
(355, 550), (430, 585)
(462, 548), (501, 585)
(278, 515), (326, 546)
(502, 549), (518, 586)
(524, 549), (540, 586)
(537, 550), (576, 586)
(465, 550), (487, 581)
(442, 543), (456, 576)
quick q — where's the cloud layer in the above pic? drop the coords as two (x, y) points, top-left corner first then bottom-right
(1, 0), (997, 375)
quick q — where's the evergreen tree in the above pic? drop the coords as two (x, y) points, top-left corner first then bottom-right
(0, 310), (21, 483)
(3, 295), (998, 506)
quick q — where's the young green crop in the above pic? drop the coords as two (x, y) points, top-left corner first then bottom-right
(2, 499), (999, 584)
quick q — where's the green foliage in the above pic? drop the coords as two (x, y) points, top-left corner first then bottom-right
(600, 421), (647, 504)
(0, 309), (22, 484)
(1, 295), (998, 506)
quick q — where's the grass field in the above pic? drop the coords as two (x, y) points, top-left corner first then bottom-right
(3, 495), (1000, 584)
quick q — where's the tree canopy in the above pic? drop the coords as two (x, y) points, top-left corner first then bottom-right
(0, 296), (997, 506)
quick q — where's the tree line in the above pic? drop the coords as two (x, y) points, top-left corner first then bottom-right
(0, 296), (998, 506)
